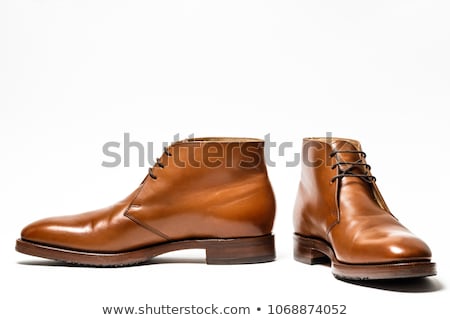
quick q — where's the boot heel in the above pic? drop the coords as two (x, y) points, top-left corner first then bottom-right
(205, 234), (275, 264)
(294, 234), (329, 265)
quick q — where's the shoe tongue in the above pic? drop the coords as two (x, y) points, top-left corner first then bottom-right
(331, 140), (365, 175)
(330, 139), (384, 213)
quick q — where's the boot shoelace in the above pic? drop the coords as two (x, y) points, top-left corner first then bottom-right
(148, 147), (172, 180)
(330, 150), (376, 183)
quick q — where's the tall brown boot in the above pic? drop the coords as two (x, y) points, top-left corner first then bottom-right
(16, 137), (276, 266)
(293, 137), (436, 280)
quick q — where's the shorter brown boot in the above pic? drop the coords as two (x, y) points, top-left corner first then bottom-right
(293, 137), (436, 280)
(16, 137), (276, 266)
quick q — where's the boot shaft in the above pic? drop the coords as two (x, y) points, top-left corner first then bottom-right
(293, 137), (387, 238)
(127, 137), (276, 240)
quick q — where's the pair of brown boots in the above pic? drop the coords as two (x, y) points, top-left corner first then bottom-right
(16, 137), (436, 280)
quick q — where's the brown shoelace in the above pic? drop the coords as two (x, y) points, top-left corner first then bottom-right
(148, 147), (172, 180)
(330, 150), (376, 183)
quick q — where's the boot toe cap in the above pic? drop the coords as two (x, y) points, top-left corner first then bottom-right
(383, 234), (432, 261)
(339, 232), (433, 264)
(21, 216), (74, 248)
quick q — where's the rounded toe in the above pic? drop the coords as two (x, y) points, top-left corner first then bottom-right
(20, 217), (60, 246)
(384, 235), (432, 262)
(333, 225), (433, 264)
(350, 233), (432, 264)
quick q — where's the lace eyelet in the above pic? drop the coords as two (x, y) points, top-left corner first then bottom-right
(148, 147), (172, 180)
(328, 150), (376, 184)
(164, 147), (172, 157)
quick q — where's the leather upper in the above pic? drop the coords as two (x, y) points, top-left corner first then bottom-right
(294, 137), (432, 264)
(21, 138), (276, 253)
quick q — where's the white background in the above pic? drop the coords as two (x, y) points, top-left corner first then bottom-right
(1, 1), (449, 319)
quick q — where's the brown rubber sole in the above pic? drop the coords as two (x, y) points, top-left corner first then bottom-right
(294, 234), (436, 280)
(16, 234), (275, 267)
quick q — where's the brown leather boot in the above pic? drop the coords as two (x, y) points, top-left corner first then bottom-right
(16, 137), (276, 266)
(293, 137), (436, 280)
